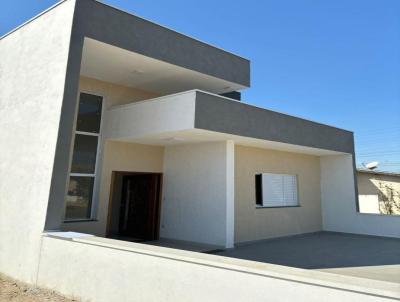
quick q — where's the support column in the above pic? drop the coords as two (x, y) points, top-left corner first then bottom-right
(225, 140), (235, 248)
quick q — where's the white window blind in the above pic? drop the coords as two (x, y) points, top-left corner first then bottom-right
(258, 173), (298, 207)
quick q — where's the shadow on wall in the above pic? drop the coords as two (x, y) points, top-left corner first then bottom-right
(213, 232), (400, 269)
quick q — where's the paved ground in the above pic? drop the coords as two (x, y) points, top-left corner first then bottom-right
(214, 232), (400, 283)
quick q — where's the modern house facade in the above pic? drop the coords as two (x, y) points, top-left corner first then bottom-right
(1, 1), (399, 301)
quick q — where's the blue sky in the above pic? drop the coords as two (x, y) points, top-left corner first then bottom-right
(1, 0), (399, 172)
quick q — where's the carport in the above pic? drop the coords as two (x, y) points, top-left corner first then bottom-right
(213, 232), (400, 284)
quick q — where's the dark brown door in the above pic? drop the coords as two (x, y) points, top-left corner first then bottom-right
(119, 174), (161, 241)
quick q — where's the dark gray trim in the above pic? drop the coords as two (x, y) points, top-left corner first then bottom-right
(75, 0), (249, 87)
(63, 219), (98, 223)
(194, 91), (355, 154)
(256, 206), (301, 209)
(353, 154), (360, 212)
(220, 91), (241, 101)
(44, 3), (84, 230)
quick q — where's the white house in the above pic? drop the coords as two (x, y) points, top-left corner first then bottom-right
(1, 1), (399, 301)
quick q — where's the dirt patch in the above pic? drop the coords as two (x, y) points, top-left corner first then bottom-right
(0, 274), (79, 302)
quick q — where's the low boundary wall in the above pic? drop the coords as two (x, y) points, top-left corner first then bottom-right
(35, 234), (400, 302)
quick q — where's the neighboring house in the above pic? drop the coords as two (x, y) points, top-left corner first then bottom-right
(358, 169), (400, 215)
(1, 1), (400, 301)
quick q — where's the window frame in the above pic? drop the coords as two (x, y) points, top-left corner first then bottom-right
(255, 172), (300, 208)
(70, 132), (100, 175)
(64, 91), (105, 222)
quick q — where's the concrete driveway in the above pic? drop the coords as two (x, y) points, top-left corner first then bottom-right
(213, 232), (400, 283)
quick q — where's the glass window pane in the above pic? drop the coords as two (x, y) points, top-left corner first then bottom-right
(76, 93), (102, 133)
(65, 176), (94, 220)
(71, 134), (98, 174)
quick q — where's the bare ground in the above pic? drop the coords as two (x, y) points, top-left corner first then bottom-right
(0, 274), (79, 302)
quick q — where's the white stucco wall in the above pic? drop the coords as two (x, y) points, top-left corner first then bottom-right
(104, 90), (196, 140)
(0, 0), (76, 283)
(321, 155), (400, 238)
(161, 141), (234, 248)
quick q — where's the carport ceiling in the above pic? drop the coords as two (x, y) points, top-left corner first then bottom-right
(115, 129), (344, 156)
(80, 38), (245, 95)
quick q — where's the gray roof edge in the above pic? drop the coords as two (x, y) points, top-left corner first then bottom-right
(195, 90), (354, 134)
(94, 0), (250, 63)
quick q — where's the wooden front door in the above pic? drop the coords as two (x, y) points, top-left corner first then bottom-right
(118, 174), (161, 241)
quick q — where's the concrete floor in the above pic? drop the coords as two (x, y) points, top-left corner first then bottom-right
(214, 232), (400, 283)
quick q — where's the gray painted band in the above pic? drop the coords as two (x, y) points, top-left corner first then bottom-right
(194, 91), (355, 154)
(45, 3), (84, 230)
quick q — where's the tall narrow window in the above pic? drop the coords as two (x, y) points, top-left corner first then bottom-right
(65, 93), (103, 220)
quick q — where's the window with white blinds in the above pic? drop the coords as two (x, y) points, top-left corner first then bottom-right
(255, 173), (298, 207)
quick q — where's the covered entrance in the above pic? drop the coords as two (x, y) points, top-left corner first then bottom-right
(107, 172), (162, 242)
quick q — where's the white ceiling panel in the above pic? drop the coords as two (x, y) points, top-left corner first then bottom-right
(80, 38), (245, 95)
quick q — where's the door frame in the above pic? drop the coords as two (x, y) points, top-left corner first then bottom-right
(106, 171), (163, 240)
